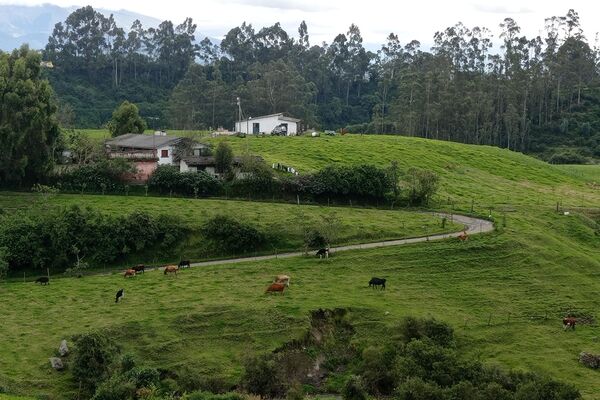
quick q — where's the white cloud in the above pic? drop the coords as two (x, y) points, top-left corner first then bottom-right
(2, 0), (599, 48)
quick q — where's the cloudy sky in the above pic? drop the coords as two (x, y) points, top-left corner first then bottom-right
(4, 0), (600, 48)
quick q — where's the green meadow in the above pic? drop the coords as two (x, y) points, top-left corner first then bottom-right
(1, 134), (599, 399)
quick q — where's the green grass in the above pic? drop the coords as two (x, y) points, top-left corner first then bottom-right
(554, 164), (600, 184)
(1, 134), (599, 399)
(78, 128), (209, 140)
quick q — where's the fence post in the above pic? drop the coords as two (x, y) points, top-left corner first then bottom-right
(296, 194), (300, 205)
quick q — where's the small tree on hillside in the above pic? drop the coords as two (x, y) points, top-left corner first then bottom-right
(214, 142), (234, 174)
(406, 168), (439, 206)
(108, 101), (147, 137)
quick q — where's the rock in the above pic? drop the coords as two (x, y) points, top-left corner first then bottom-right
(59, 339), (69, 356)
(579, 352), (600, 369)
(49, 357), (64, 371)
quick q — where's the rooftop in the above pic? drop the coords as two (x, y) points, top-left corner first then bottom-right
(237, 113), (301, 123)
(105, 133), (182, 150)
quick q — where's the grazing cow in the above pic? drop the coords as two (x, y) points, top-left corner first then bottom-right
(164, 265), (179, 276)
(266, 283), (286, 295)
(274, 274), (290, 287)
(124, 269), (136, 278)
(458, 231), (469, 241)
(369, 277), (386, 290)
(35, 276), (49, 285)
(316, 248), (329, 259)
(563, 317), (577, 330)
(178, 260), (191, 269)
(132, 264), (145, 274)
(115, 289), (124, 303)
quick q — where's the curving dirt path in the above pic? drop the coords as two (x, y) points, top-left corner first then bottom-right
(184, 213), (494, 269)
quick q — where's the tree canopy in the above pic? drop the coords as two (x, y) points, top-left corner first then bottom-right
(0, 45), (60, 187)
(108, 100), (147, 136)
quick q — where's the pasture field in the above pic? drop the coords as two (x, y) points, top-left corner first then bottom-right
(555, 164), (600, 184)
(1, 135), (599, 399)
(0, 192), (459, 273)
(79, 128), (208, 140)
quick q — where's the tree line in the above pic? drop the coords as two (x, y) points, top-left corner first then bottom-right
(38, 7), (600, 160)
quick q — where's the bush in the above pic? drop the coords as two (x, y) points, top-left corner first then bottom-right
(405, 168), (439, 206)
(72, 332), (120, 394)
(397, 317), (454, 347)
(394, 377), (443, 400)
(0, 206), (185, 272)
(241, 354), (285, 398)
(548, 151), (589, 165)
(52, 159), (135, 193)
(201, 215), (265, 254)
(183, 392), (245, 400)
(108, 101), (146, 137)
(148, 166), (222, 196)
(341, 375), (367, 400)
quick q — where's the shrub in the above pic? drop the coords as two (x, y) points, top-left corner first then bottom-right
(548, 151), (589, 165)
(108, 101), (146, 137)
(394, 377), (443, 400)
(341, 375), (367, 400)
(360, 346), (397, 395)
(241, 354), (285, 398)
(53, 159), (135, 193)
(214, 142), (234, 174)
(0, 206), (185, 272)
(405, 168), (439, 206)
(72, 332), (120, 394)
(148, 166), (222, 196)
(201, 215), (265, 254)
(183, 392), (245, 400)
(397, 317), (454, 347)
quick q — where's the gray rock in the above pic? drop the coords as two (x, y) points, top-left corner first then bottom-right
(49, 357), (64, 370)
(59, 339), (69, 356)
(579, 352), (600, 369)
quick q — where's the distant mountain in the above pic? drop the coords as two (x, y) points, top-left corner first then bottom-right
(0, 3), (162, 51)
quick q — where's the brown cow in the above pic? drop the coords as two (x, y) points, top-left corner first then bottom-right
(274, 274), (290, 287)
(266, 283), (286, 295)
(458, 231), (469, 241)
(124, 269), (136, 278)
(563, 317), (577, 330)
(164, 265), (179, 276)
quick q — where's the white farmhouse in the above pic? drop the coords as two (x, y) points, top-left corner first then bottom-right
(234, 113), (301, 135)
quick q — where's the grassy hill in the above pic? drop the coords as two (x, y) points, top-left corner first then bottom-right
(1, 134), (599, 399)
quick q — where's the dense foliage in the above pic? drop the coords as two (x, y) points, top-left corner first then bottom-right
(147, 165), (223, 196)
(201, 215), (266, 254)
(0, 45), (60, 187)
(240, 313), (581, 400)
(52, 159), (135, 193)
(0, 205), (184, 272)
(41, 7), (600, 160)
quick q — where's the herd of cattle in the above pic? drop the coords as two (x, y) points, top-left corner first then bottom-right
(33, 240), (579, 330)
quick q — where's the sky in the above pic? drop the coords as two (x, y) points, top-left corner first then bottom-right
(3, 0), (600, 49)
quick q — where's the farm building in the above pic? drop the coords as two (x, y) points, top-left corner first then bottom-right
(180, 155), (264, 179)
(234, 113), (301, 135)
(105, 133), (209, 181)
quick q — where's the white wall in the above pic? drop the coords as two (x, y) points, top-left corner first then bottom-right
(157, 145), (174, 165)
(235, 116), (297, 135)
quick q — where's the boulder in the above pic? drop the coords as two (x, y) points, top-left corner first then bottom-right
(59, 339), (69, 356)
(579, 352), (600, 369)
(49, 357), (64, 371)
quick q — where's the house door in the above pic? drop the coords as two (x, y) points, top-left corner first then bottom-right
(252, 122), (260, 134)
(280, 123), (288, 134)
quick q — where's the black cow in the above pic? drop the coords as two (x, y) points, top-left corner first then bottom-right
(316, 248), (329, 259)
(35, 277), (49, 285)
(369, 277), (386, 290)
(132, 264), (145, 274)
(115, 289), (124, 303)
(178, 260), (191, 269)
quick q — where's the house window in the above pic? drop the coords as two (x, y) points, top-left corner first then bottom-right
(161, 149), (169, 158)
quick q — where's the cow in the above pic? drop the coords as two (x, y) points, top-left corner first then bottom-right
(458, 231), (469, 241)
(563, 317), (577, 330)
(132, 264), (145, 274)
(369, 277), (386, 290)
(35, 276), (49, 285)
(178, 260), (191, 269)
(115, 289), (124, 303)
(316, 248), (329, 259)
(274, 274), (290, 287)
(266, 283), (286, 295)
(164, 265), (179, 276)
(124, 269), (136, 278)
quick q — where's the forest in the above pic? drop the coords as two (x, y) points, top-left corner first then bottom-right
(42, 6), (600, 161)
